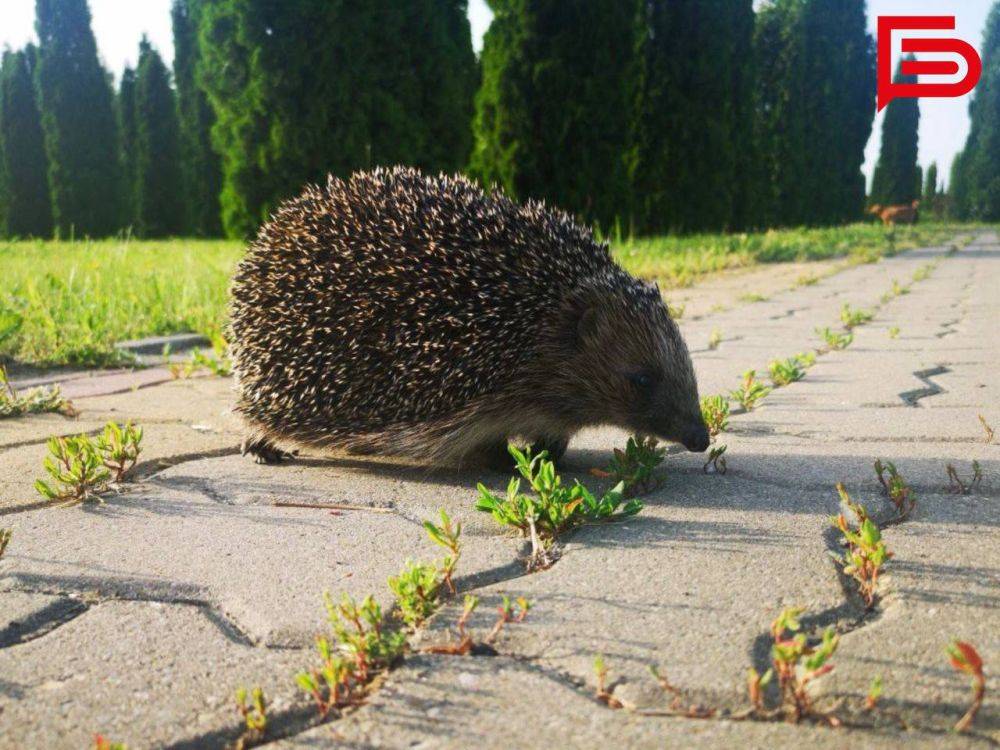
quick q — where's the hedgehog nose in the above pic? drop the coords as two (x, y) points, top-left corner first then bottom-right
(681, 423), (710, 453)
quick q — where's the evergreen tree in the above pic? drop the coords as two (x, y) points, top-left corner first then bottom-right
(471, 0), (636, 230)
(198, 1), (477, 238)
(626, 0), (755, 234)
(950, 2), (1000, 220)
(117, 66), (138, 229)
(870, 57), (920, 207)
(35, 0), (121, 237)
(171, 0), (222, 236)
(134, 38), (184, 237)
(754, 0), (876, 226)
(923, 162), (938, 201)
(0, 47), (52, 237)
(949, 149), (970, 219)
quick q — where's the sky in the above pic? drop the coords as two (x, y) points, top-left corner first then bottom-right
(0, 0), (992, 189)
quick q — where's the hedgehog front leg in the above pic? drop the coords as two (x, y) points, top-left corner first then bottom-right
(240, 436), (298, 465)
(528, 436), (570, 464)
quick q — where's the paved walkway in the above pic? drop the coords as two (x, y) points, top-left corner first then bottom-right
(0, 235), (996, 748)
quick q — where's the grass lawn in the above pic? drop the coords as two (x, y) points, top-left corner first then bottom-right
(0, 222), (973, 367)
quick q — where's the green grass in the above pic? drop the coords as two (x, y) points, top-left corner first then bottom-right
(0, 223), (974, 367)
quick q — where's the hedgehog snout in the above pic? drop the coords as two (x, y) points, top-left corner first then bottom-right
(680, 422), (710, 453)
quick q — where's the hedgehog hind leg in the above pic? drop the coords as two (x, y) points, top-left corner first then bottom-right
(240, 436), (298, 465)
(473, 436), (570, 472)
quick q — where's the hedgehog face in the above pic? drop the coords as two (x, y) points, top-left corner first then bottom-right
(564, 282), (709, 453)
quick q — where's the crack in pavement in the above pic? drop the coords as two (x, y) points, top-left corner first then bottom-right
(898, 366), (949, 407)
(0, 594), (89, 647)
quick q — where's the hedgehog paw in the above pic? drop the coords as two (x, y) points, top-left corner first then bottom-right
(528, 436), (569, 464)
(241, 438), (298, 465)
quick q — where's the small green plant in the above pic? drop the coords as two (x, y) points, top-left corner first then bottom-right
(649, 664), (716, 718)
(703, 444), (727, 475)
(888, 326), (900, 339)
(96, 420), (143, 483)
(840, 303), (874, 329)
(35, 434), (111, 504)
(707, 329), (722, 350)
(423, 594), (479, 655)
(979, 414), (994, 444)
(234, 686), (268, 747)
(485, 594), (531, 645)
(93, 736), (127, 750)
(699, 394), (730, 438)
(768, 356), (806, 387)
(0, 528), (11, 558)
(874, 459), (916, 519)
(816, 326), (853, 351)
(865, 675), (884, 712)
(947, 640), (985, 733)
(423, 508), (462, 594)
(666, 302), (685, 319)
(296, 592), (406, 716)
(947, 461), (983, 495)
(476, 446), (640, 567)
(740, 292), (768, 303)
(388, 560), (442, 628)
(831, 484), (892, 609)
(769, 607), (840, 724)
(590, 435), (665, 496)
(0, 364), (77, 419)
(170, 348), (233, 379)
(890, 279), (909, 297)
(796, 273), (819, 287)
(912, 262), (935, 282)
(730, 369), (771, 411)
(747, 667), (773, 714)
(593, 654), (624, 709)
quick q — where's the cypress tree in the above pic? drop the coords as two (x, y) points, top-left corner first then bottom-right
(0, 47), (52, 237)
(626, 0), (755, 234)
(949, 150), (970, 219)
(35, 0), (121, 237)
(133, 38), (184, 237)
(117, 66), (138, 229)
(471, 0), (636, 230)
(198, 1), (477, 238)
(923, 162), (938, 202)
(171, 0), (222, 236)
(951, 2), (1000, 221)
(870, 57), (920, 207)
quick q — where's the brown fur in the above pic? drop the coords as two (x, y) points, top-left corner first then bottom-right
(869, 200), (920, 226)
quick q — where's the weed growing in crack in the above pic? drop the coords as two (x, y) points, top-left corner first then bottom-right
(700, 395), (730, 438)
(485, 594), (531, 645)
(593, 654), (624, 709)
(747, 667), (773, 714)
(840, 303), (874, 329)
(93, 736), (127, 750)
(730, 369), (771, 411)
(666, 302), (685, 319)
(816, 327), (853, 352)
(389, 560), (444, 629)
(708, 329), (722, 350)
(296, 592), (406, 717)
(0, 528), (10, 558)
(874, 459), (916, 519)
(476, 446), (640, 568)
(769, 607), (841, 725)
(768, 353), (813, 387)
(796, 273), (819, 287)
(423, 594), (479, 655)
(234, 686), (268, 748)
(649, 665), (716, 718)
(947, 640), (985, 733)
(947, 461), (983, 495)
(865, 675), (884, 712)
(703, 445), (727, 474)
(740, 292), (769, 303)
(169, 348), (232, 379)
(978, 414), (994, 444)
(891, 279), (910, 297)
(0, 364), (77, 419)
(912, 263), (936, 282)
(35, 421), (143, 504)
(590, 435), (665, 496)
(424, 592), (532, 655)
(831, 484), (892, 609)
(423, 509), (461, 594)
(888, 326), (900, 339)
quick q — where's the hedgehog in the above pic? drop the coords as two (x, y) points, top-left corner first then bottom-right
(229, 167), (710, 467)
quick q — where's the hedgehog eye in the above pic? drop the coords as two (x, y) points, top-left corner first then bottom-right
(627, 371), (655, 389)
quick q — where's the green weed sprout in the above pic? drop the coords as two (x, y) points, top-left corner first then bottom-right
(978, 414), (994, 444)
(912, 263), (935, 282)
(874, 459), (915, 519)
(816, 326), (853, 352)
(170, 348), (232, 379)
(747, 667), (773, 714)
(831, 484), (892, 609)
(888, 326), (900, 339)
(947, 640), (985, 733)
(93, 736), (127, 750)
(388, 560), (442, 628)
(707, 329), (722, 350)
(730, 369), (771, 411)
(590, 435), (665, 496)
(0, 364), (77, 419)
(235, 686), (268, 745)
(97, 420), (143, 483)
(840, 303), (874, 329)
(593, 654), (624, 708)
(865, 675), (884, 712)
(740, 292), (768, 303)
(703, 444), (727, 475)
(485, 594), (531, 645)
(35, 435), (111, 504)
(423, 508), (462, 594)
(296, 592), (405, 716)
(0, 528), (11, 558)
(699, 395), (729, 438)
(769, 607), (840, 724)
(423, 594), (480, 655)
(666, 302), (685, 319)
(476, 446), (640, 568)
(768, 357), (805, 387)
(947, 461), (983, 495)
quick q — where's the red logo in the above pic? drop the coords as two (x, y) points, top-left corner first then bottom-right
(877, 16), (982, 111)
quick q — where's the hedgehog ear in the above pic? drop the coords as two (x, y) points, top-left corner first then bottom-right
(571, 305), (600, 348)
